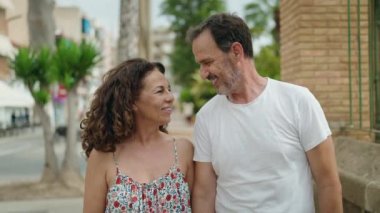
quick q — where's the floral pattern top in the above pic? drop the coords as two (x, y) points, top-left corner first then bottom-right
(105, 139), (191, 213)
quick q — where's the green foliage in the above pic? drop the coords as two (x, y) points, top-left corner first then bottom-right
(161, 0), (225, 39)
(169, 40), (198, 87)
(54, 39), (101, 90)
(190, 74), (216, 112)
(178, 74), (215, 114)
(11, 39), (100, 105)
(32, 90), (51, 104)
(179, 73), (217, 114)
(10, 47), (56, 105)
(179, 87), (194, 103)
(161, 0), (225, 87)
(244, 0), (279, 44)
(254, 43), (280, 80)
(245, 0), (280, 80)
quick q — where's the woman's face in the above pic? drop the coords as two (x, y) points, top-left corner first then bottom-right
(133, 68), (174, 126)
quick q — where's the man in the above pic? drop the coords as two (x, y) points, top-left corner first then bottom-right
(187, 13), (342, 212)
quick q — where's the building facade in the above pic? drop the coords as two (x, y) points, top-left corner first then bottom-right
(281, 0), (378, 142)
(0, 0), (14, 80)
(281, 1), (380, 211)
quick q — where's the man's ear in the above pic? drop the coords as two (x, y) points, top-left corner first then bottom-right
(231, 42), (243, 59)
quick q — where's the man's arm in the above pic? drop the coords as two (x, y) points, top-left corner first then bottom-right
(306, 136), (343, 213)
(192, 162), (217, 213)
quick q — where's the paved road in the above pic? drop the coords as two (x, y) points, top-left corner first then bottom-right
(0, 127), (86, 212)
(0, 127), (86, 184)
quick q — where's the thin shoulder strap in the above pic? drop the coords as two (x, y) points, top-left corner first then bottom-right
(173, 138), (179, 166)
(112, 152), (120, 175)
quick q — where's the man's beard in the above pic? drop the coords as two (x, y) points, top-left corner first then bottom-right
(217, 61), (241, 95)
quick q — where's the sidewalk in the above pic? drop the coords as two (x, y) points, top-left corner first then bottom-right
(0, 197), (83, 213)
(0, 126), (42, 144)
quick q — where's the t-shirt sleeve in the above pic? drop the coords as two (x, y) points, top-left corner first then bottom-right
(297, 89), (332, 151)
(192, 114), (212, 162)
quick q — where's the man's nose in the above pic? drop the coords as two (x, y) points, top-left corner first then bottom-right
(200, 66), (209, 80)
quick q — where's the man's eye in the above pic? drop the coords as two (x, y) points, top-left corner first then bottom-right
(205, 61), (212, 66)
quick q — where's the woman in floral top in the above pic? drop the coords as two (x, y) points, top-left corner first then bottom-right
(81, 58), (193, 213)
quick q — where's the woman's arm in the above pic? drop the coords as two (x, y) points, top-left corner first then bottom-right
(177, 138), (194, 191)
(83, 149), (109, 213)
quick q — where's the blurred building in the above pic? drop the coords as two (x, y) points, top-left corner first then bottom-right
(5, 0), (116, 127)
(281, 2), (380, 211)
(5, 0), (26, 47)
(53, 6), (117, 126)
(0, 0), (33, 130)
(151, 27), (178, 93)
(54, 6), (83, 42)
(0, 0), (14, 80)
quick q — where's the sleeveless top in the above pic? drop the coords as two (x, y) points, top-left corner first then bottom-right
(105, 139), (192, 213)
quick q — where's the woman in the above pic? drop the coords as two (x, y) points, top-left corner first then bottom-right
(81, 58), (193, 212)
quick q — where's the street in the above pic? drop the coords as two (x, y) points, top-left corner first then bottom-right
(0, 127), (87, 184)
(0, 109), (191, 185)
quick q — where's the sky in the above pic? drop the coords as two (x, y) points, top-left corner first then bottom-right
(55, 0), (252, 35)
(55, 0), (270, 50)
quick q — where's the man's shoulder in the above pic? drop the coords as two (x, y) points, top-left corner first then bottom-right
(197, 95), (224, 115)
(269, 79), (311, 97)
(269, 79), (320, 108)
(270, 79), (307, 91)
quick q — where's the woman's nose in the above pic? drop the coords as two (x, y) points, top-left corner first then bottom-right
(166, 91), (174, 102)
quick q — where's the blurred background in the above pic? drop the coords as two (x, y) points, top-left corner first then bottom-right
(0, 0), (379, 212)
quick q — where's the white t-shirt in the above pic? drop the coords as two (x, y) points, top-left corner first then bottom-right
(193, 79), (331, 213)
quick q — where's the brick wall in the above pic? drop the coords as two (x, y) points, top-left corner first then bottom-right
(280, 0), (371, 141)
(0, 8), (9, 80)
(0, 56), (9, 80)
(0, 8), (7, 35)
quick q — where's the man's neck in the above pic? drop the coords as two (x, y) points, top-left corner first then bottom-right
(227, 68), (267, 104)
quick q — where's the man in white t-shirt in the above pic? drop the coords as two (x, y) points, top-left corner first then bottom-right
(187, 13), (343, 212)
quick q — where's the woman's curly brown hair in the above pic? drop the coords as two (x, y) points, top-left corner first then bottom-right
(80, 58), (167, 158)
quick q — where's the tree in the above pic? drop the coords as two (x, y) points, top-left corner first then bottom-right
(255, 43), (280, 80)
(28, 0), (56, 50)
(190, 73), (216, 113)
(245, 0), (280, 80)
(26, 0), (59, 183)
(161, 0), (225, 87)
(244, 0), (279, 46)
(118, 0), (140, 63)
(11, 47), (59, 183)
(53, 39), (101, 188)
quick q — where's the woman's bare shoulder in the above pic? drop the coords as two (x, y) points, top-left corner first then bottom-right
(174, 137), (194, 159)
(87, 149), (114, 166)
(175, 137), (193, 149)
